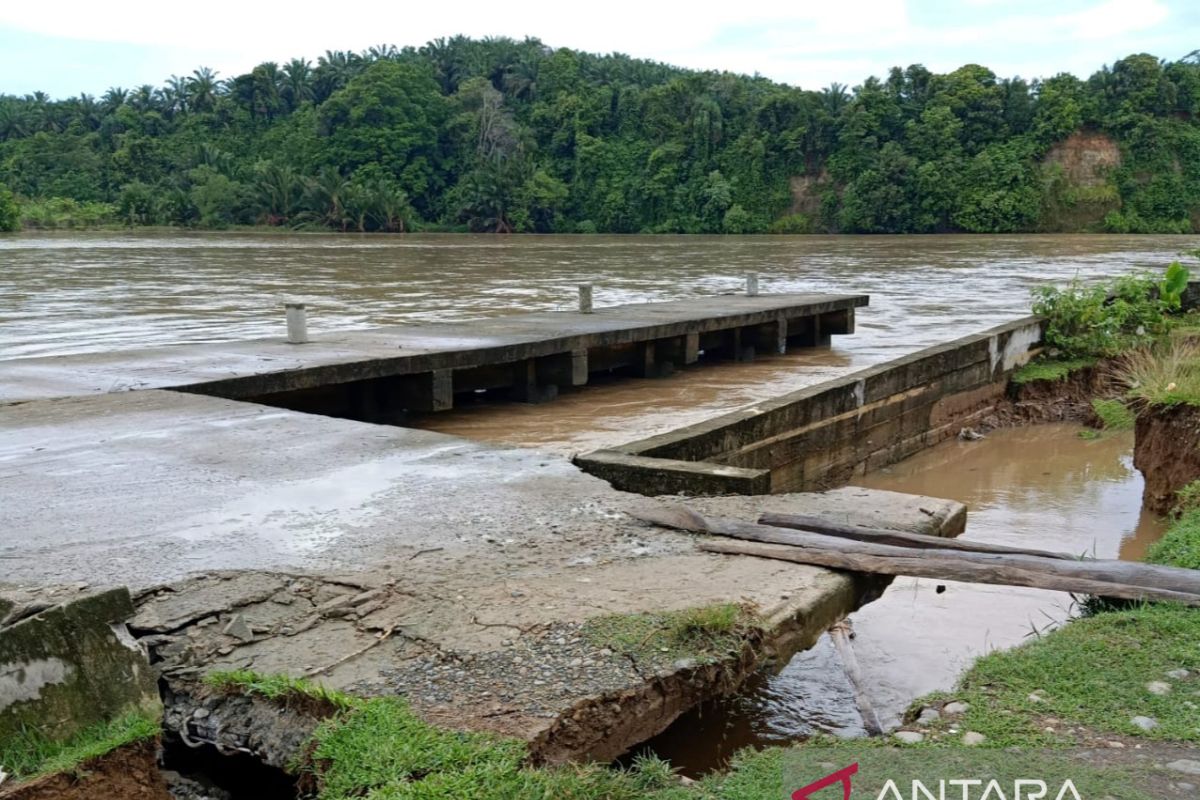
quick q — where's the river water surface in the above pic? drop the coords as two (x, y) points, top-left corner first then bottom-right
(4, 231), (1198, 451)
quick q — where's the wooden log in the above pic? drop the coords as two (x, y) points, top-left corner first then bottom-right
(758, 512), (1075, 560)
(634, 506), (1200, 597)
(698, 539), (1200, 606)
(829, 621), (883, 736)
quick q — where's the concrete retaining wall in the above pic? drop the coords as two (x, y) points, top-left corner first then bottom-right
(577, 317), (1044, 494)
(0, 589), (161, 744)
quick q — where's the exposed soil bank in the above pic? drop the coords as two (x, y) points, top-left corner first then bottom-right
(0, 740), (169, 800)
(989, 361), (1120, 428)
(1135, 403), (1200, 514)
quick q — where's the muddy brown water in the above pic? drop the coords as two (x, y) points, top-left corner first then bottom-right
(5, 231), (1198, 451)
(632, 424), (1166, 776)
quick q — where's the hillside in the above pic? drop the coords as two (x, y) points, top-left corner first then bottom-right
(1, 37), (1198, 234)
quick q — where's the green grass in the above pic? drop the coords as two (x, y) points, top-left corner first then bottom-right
(304, 694), (702, 800)
(0, 711), (160, 782)
(204, 670), (358, 712)
(903, 505), (1200, 748)
(1011, 357), (1095, 384)
(913, 604), (1200, 746)
(1091, 397), (1135, 430)
(304, 691), (823, 799)
(1119, 340), (1200, 406)
(1147, 508), (1200, 570)
(582, 603), (757, 664)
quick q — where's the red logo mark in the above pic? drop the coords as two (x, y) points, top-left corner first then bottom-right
(791, 762), (859, 800)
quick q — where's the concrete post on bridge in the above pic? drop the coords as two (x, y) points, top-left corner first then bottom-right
(748, 315), (789, 355)
(284, 302), (308, 344)
(395, 369), (455, 413)
(510, 349), (590, 403)
(578, 284), (594, 314)
(746, 273), (760, 297)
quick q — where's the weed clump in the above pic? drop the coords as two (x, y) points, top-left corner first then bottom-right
(582, 602), (759, 664)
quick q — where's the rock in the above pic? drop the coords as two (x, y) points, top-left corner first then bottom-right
(1147, 681), (1172, 695)
(192, 707), (209, 719)
(917, 707), (940, 724)
(893, 731), (924, 744)
(1166, 760), (1200, 776)
(958, 428), (986, 441)
(1131, 716), (1159, 731)
(1027, 691), (1046, 703)
(222, 614), (254, 642)
(943, 701), (970, 715)
(962, 731), (986, 746)
(1166, 669), (1191, 680)
(1107, 741), (1126, 749)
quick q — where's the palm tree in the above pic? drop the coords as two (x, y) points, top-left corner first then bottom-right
(130, 85), (157, 112)
(188, 68), (219, 112)
(303, 167), (351, 230)
(365, 43), (398, 61)
(254, 161), (303, 224)
(102, 87), (128, 111)
(161, 75), (188, 115)
(821, 82), (850, 115)
(281, 59), (314, 111)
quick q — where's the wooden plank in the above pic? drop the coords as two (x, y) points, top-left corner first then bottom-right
(635, 506), (1200, 598)
(758, 512), (1075, 560)
(698, 539), (1200, 607)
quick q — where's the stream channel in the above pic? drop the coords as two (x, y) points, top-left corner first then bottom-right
(627, 423), (1166, 776)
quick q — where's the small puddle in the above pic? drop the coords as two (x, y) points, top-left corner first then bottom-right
(627, 423), (1168, 776)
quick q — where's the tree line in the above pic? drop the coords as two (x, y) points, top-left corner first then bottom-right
(1, 37), (1199, 234)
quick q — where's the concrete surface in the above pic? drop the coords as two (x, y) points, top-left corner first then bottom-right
(0, 588), (160, 743)
(0, 387), (962, 760)
(1, 293), (866, 404)
(579, 316), (1044, 494)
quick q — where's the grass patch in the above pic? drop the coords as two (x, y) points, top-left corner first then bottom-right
(908, 506), (1200, 748)
(582, 603), (758, 664)
(304, 694), (693, 800)
(1011, 357), (1095, 384)
(1147, 508), (1200, 570)
(912, 603), (1200, 746)
(1091, 397), (1135, 430)
(204, 670), (358, 713)
(0, 711), (160, 783)
(1118, 339), (1200, 407)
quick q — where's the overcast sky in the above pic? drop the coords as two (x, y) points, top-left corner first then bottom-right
(2, 0), (1197, 99)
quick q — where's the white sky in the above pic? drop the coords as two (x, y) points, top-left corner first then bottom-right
(1, 0), (1194, 97)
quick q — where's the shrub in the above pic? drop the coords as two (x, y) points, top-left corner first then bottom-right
(0, 183), (18, 231)
(1032, 268), (1177, 358)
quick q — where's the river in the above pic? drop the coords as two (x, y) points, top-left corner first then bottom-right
(4, 231), (1198, 451)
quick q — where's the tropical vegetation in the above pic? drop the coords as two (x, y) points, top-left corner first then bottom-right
(2, 40), (1200, 233)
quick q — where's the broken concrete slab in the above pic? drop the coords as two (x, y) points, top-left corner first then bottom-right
(0, 588), (161, 744)
(141, 488), (963, 763)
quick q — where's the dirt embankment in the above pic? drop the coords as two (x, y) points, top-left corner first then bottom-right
(984, 362), (1121, 430)
(0, 741), (169, 800)
(1040, 130), (1122, 231)
(1134, 403), (1200, 514)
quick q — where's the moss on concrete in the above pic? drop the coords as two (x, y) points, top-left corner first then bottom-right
(0, 588), (161, 747)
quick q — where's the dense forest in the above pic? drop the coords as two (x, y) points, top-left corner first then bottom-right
(2, 37), (1200, 235)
